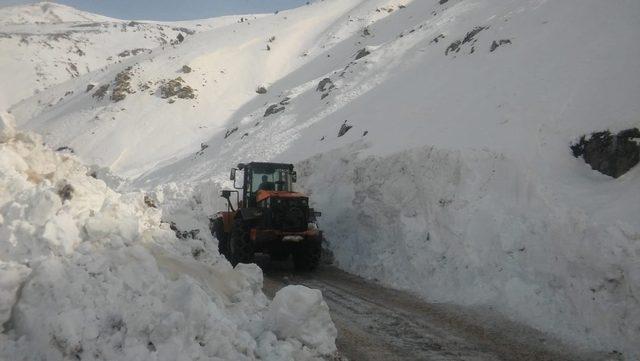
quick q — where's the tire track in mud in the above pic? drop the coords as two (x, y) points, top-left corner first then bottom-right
(261, 262), (608, 361)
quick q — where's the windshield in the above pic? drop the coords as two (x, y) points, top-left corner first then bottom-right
(250, 168), (292, 193)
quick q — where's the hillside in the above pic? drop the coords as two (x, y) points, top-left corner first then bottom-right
(2, 0), (640, 359)
(0, 2), (112, 25)
(0, 2), (243, 108)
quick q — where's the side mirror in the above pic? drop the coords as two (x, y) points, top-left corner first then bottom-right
(221, 190), (232, 199)
(230, 168), (236, 181)
(292, 171), (297, 183)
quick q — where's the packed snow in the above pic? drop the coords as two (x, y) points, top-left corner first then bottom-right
(2, 0), (640, 359)
(0, 113), (336, 360)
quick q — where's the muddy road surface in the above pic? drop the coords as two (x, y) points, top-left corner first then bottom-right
(260, 260), (610, 361)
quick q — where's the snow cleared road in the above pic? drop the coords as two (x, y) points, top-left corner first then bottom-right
(261, 262), (610, 361)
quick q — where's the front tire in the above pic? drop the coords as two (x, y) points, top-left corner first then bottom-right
(270, 247), (290, 262)
(229, 219), (254, 266)
(292, 239), (321, 272)
(211, 218), (230, 258)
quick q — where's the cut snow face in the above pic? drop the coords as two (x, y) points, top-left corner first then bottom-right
(295, 140), (640, 358)
(0, 122), (337, 360)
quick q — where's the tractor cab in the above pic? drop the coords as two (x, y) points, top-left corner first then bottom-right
(230, 162), (297, 208)
(212, 162), (322, 271)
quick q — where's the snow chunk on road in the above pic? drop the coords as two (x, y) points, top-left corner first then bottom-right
(0, 129), (337, 360)
(266, 285), (337, 355)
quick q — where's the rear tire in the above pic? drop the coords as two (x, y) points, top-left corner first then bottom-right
(292, 239), (321, 272)
(229, 219), (254, 266)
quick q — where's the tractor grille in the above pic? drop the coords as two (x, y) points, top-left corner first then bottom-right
(271, 198), (308, 231)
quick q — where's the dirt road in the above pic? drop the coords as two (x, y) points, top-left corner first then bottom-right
(261, 262), (610, 361)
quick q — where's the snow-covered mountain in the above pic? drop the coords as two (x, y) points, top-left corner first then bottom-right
(2, 0), (640, 359)
(0, 2), (243, 109)
(0, 2), (111, 25)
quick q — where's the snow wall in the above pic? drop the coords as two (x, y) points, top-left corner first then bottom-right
(297, 142), (640, 358)
(0, 114), (337, 361)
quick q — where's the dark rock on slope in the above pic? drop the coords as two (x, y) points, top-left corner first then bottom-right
(571, 128), (640, 178)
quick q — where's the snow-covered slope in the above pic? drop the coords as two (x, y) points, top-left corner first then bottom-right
(0, 113), (337, 360)
(0, 2), (112, 25)
(10, 0), (403, 177)
(0, 2), (243, 108)
(3, 0), (640, 358)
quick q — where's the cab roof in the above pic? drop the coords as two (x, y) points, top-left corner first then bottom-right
(237, 162), (294, 172)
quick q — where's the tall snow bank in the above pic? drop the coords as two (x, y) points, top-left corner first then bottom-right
(297, 143), (640, 358)
(0, 126), (336, 360)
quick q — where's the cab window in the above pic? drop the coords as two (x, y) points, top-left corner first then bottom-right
(251, 169), (291, 193)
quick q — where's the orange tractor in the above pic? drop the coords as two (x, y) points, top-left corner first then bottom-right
(210, 162), (323, 271)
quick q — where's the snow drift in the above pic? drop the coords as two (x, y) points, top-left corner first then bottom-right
(0, 112), (336, 360)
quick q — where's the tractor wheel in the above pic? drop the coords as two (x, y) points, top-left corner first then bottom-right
(229, 219), (254, 266)
(270, 247), (290, 262)
(212, 218), (230, 258)
(292, 239), (321, 272)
